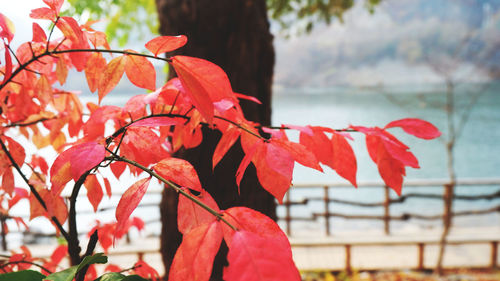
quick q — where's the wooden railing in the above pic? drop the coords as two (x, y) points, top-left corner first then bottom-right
(280, 178), (500, 236)
(2, 178), (499, 271)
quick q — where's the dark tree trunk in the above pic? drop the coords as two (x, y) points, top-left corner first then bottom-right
(155, 0), (276, 279)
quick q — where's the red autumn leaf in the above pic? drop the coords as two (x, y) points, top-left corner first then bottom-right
(32, 23), (47, 42)
(382, 137), (419, 168)
(43, 0), (64, 14)
(171, 55), (235, 123)
(178, 188), (219, 234)
(29, 189), (68, 223)
(253, 144), (292, 203)
(234, 93), (262, 104)
(8, 188), (28, 209)
(385, 118), (441, 140)
(56, 56), (68, 85)
(29, 7), (56, 20)
(98, 55), (126, 103)
(154, 158), (202, 191)
(115, 177), (151, 237)
(169, 221), (223, 281)
(129, 116), (181, 128)
(273, 139), (322, 172)
(145, 35), (187, 56)
(2, 43), (12, 84)
(103, 178), (112, 198)
(377, 145), (405, 195)
(134, 260), (160, 281)
(110, 161), (126, 179)
(50, 142), (105, 195)
(85, 52), (107, 93)
(68, 142), (105, 181)
(50, 244), (68, 265)
(221, 207), (290, 247)
(121, 127), (169, 169)
(124, 52), (156, 91)
(84, 174), (103, 212)
(331, 133), (357, 187)
(2, 136), (26, 167)
(0, 13), (15, 43)
(235, 140), (260, 188)
(266, 142), (294, 181)
(2, 168), (15, 196)
(300, 127), (334, 168)
(224, 230), (301, 281)
(213, 125), (240, 169)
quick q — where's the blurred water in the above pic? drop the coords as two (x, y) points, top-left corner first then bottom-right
(5, 81), (500, 248)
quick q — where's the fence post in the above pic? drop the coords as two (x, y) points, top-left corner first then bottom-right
(324, 186), (330, 236)
(1, 218), (7, 251)
(345, 244), (352, 274)
(285, 191), (291, 236)
(491, 241), (498, 269)
(417, 243), (425, 270)
(384, 185), (390, 235)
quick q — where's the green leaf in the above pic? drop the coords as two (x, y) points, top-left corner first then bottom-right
(0, 270), (45, 281)
(44, 253), (108, 281)
(94, 272), (125, 281)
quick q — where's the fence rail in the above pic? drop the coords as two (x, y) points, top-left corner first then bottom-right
(1, 178), (499, 271)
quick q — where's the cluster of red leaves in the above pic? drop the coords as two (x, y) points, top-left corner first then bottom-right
(0, 0), (440, 280)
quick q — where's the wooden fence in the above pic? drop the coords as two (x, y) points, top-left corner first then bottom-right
(1, 178), (499, 271)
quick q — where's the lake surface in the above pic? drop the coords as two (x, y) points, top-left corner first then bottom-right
(6, 81), (500, 247)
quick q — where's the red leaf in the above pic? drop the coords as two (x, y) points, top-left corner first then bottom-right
(221, 207), (290, 248)
(169, 221), (223, 281)
(235, 140), (260, 189)
(331, 133), (357, 187)
(266, 142), (294, 181)
(171, 56), (235, 123)
(3, 136), (26, 167)
(98, 55), (126, 103)
(377, 146), (405, 195)
(103, 178), (112, 198)
(68, 142), (105, 181)
(2, 43), (12, 84)
(224, 230), (300, 281)
(29, 8), (56, 20)
(129, 116), (180, 128)
(213, 125), (240, 169)
(50, 142), (105, 195)
(234, 93), (262, 104)
(84, 174), (103, 212)
(115, 178), (151, 237)
(273, 139), (322, 172)
(154, 158), (202, 191)
(253, 144), (292, 203)
(0, 13), (15, 43)
(134, 260), (160, 281)
(382, 138), (419, 169)
(85, 52), (107, 93)
(124, 52), (156, 91)
(43, 0), (64, 14)
(110, 161), (126, 179)
(178, 188), (219, 234)
(50, 245), (67, 265)
(385, 118), (441, 140)
(32, 23), (47, 42)
(2, 168), (15, 196)
(300, 128), (334, 168)
(145, 35), (187, 56)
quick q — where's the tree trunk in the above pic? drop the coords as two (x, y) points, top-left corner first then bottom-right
(154, 0), (276, 279)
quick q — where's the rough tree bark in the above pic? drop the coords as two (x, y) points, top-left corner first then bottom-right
(154, 0), (276, 279)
